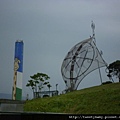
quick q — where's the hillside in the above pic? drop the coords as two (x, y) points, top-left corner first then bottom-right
(24, 82), (120, 114)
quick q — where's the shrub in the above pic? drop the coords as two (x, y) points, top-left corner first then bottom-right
(102, 81), (112, 85)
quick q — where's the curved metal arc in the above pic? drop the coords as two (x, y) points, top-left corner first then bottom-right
(69, 45), (83, 90)
(75, 55), (107, 90)
(75, 65), (106, 90)
(77, 41), (95, 75)
(75, 46), (95, 88)
(75, 52), (107, 90)
(73, 40), (95, 89)
(61, 39), (94, 80)
(63, 46), (93, 70)
(61, 37), (101, 90)
(69, 40), (94, 90)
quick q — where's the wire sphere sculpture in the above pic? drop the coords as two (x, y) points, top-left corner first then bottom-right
(61, 37), (107, 92)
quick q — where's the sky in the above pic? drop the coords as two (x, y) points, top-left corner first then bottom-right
(0, 0), (120, 99)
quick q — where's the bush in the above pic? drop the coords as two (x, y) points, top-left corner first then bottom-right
(102, 81), (112, 85)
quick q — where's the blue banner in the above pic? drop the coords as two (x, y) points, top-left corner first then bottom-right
(14, 40), (24, 72)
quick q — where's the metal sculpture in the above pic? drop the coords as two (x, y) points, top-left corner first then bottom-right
(61, 22), (107, 92)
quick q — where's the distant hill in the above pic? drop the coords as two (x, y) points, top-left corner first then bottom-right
(0, 93), (12, 99)
(0, 93), (26, 100)
(24, 82), (120, 114)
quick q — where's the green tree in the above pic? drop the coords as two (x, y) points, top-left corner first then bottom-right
(47, 84), (52, 96)
(26, 72), (50, 98)
(26, 79), (36, 97)
(107, 60), (120, 82)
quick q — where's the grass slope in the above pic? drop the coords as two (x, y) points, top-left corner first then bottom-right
(24, 82), (120, 114)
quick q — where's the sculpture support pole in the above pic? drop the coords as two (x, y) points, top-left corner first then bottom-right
(70, 71), (74, 91)
(98, 61), (103, 84)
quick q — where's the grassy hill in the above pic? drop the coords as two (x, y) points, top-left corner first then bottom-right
(24, 82), (120, 114)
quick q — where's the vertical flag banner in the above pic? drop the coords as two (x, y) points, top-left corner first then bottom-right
(12, 40), (24, 100)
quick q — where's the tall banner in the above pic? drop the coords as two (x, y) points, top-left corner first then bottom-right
(12, 40), (24, 100)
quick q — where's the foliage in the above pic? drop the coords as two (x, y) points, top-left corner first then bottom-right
(47, 84), (52, 89)
(107, 60), (120, 82)
(24, 82), (120, 114)
(26, 72), (50, 98)
(102, 81), (112, 85)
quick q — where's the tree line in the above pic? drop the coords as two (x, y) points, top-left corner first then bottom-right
(26, 60), (120, 99)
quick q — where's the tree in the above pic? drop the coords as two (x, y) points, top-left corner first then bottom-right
(47, 84), (52, 96)
(26, 72), (50, 98)
(26, 79), (36, 98)
(107, 60), (120, 82)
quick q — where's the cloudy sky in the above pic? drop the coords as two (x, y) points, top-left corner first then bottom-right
(0, 0), (120, 99)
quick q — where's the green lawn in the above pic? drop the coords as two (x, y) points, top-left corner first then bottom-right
(24, 82), (120, 114)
